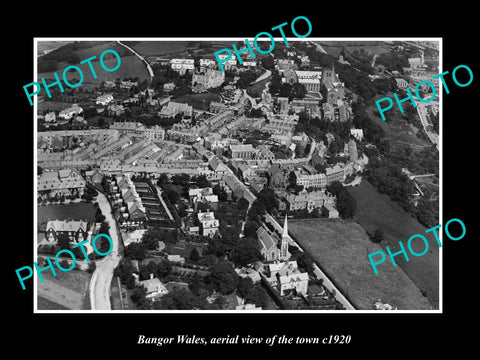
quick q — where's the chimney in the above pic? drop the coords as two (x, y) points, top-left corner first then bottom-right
(150, 273), (154, 280)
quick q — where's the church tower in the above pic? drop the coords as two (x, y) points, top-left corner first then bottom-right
(322, 61), (335, 86)
(279, 215), (291, 260)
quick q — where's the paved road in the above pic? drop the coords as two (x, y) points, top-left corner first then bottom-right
(117, 40), (155, 84)
(89, 192), (122, 310)
(215, 152), (355, 309)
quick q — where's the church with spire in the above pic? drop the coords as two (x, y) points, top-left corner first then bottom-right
(321, 61), (345, 105)
(256, 215), (291, 262)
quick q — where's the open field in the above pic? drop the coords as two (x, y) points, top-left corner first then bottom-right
(347, 180), (439, 308)
(288, 218), (433, 310)
(173, 93), (221, 110)
(37, 202), (97, 223)
(37, 296), (70, 310)
(126, 41), (190, 56)
(38, 54), (149, 85)
(317, 41), (392, 57)
(37, 41), (74, 57)
(37, 41), (149, 85)
(247, 77), (270, 98)
(37, 270), (91, 310)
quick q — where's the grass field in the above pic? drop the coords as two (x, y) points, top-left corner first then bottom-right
(37, 270), (91, 310)
(318, 41), (391, 57)
(247, 76), (270, 98)
(173, 93), (221, 110)
(37, 41), (149, 86)
(288, 218), (433, 310)
(347, 180), (439, 308)
(37, 296), (70, 310)
(126, 41), (190, 56)
(37, 202), (97, 223)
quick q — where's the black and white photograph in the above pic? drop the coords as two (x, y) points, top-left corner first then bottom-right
(32, 38), (441, 312)
(6, 6), (477, 356)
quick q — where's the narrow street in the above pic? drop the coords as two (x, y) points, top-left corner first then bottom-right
(89, 192), (122, 310)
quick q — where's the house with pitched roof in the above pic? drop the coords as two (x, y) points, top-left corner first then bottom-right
(37, 169), (85, 198)
(197, 211), (219, 237)
(257, 215), (290, 262)
(136, 274), (169, 300)
(264, 260), (309, 296)
(45, 219), (89, 243)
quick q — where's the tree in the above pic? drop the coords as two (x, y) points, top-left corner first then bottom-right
(230, 237), (262, 267)
(189, 247), (201, 262)
(237, 198), (250, 213)
(57, 233), (71, 251)
(245, 285), (269, 308)
(243, 220), (260, 239)
(141, 227), (161, 250)
(237, 276), (254, 299)
(336, 191), (357, 219)
(193, 174), (211, 188)
(261, 55), (275, 70)
(156, 288), (204, 310)
(125, 242), (147, 261)
(157, 173), (169, 187)
(130, 284), (150, 308)
(247, 199), (266, 222)
(257, 188), (279, 213)
(213, 184), (228, 202)
(189, 272), (203, 296)
(165, 188), (180, 205)
(294, 251), (314, 275)
(370, 228), (384, 243)
(209, 260), (239, 295)
(156, 260), (172, 279)
(290, 83), (306, 100)
(139, 261), (158, 280)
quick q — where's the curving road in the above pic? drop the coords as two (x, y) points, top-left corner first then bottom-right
(117, 40), (154, 85)
(89, 192), (122, 310)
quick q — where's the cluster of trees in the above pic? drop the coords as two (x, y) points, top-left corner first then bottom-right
(294, 110), (353, 148)
(351, 101), (387, 150)
(150, 64), (192, 97)
(288, 245), (315, 275)
(368, 228), (384, 243)
(326, 181), (357, 219)
(236, 70), (258, 89)
(124, 226), (178, 261)
(376, 50), (410, 73)
(268, 71), (307, 101)
(288, 206), (328, 219)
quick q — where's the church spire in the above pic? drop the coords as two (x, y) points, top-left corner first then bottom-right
(280, 214), (290, 260)
(282, 214), (288, 238)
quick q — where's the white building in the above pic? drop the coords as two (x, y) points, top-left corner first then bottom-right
(265, 260), (309, 296)
(44, 111), (56, 123)
(96, 94), (114, 105)
(59, 105), (83, 120)
(137, 275), (169, 300)
(170, 58), (194, 75)
(197, 211), (219, 237)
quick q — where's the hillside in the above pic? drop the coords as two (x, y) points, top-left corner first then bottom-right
(347, 180), (440, 308)
(37, 41), (149, 85)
